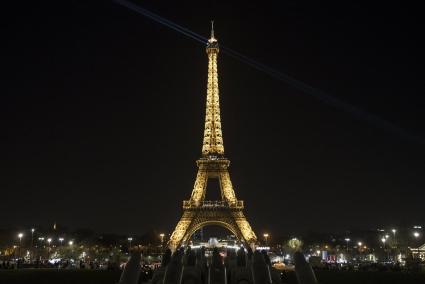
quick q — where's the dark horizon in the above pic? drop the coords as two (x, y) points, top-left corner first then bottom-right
(2, 1), (425, 237)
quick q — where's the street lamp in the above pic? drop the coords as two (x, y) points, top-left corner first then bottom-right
(381, 237), (389, 261)
(263, 233), (269, 246)
(31, 228), (35, 247)
(128, 237), (133, 251)
(47, 238), (52, 257)
(413, 232), (421, 259)
(344, 238), (350, 252)
(18, 233), (24, 259)
(58, 238), (64, 246)
(68, 241), (73, 246)
(30, 228), (35, 261)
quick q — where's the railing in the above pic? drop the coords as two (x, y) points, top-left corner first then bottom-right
(183, 200), (244, 209)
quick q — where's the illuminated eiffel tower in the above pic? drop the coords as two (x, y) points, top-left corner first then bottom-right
(168, 23), (257, 250)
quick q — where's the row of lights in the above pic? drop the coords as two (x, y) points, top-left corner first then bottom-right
(36, 237), (73, 246)
(16, 228), (421, 249)
(127, 233), (166, 248)
(17, 229), (74, 247)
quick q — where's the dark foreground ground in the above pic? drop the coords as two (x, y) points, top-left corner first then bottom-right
(1, 269), (425, 284)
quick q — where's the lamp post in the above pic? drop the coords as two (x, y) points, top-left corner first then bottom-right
(381, 237), (387, 261)
(31, 228), (35, 248)
(413, 232), (421, 259)
(159, 233), (165, 250)
(18, 233), (24, 259)
(128, 237), (133, 251)
(47, 238), (52, 258)
(344, 238), (350, 252)
(30, 228), (35, 261)
(263, 233), (269, 246)
(381, 237), (386, 248)
(59, 238), (64, 246)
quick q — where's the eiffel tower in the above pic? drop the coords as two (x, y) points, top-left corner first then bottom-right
(168, 23), (257, 251)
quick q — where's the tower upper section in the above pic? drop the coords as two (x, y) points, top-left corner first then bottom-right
(202, 21), (224, 156)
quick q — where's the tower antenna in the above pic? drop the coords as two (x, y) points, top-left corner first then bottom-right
(211, 20), (214, 39)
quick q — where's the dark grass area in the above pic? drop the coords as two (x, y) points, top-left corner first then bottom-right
(1, 269), (425, 284)
(0, 269), (122, 284)
(314, 270), (425, 284)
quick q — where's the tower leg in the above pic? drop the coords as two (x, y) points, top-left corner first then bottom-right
(168, 211), (194, 251)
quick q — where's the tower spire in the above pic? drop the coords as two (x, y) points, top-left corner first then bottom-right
(210, 20), (215, 41)
(203, 21), (223, 156)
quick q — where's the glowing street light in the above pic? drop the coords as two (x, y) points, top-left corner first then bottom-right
(128, 237), (133, 250)
(47, 238), (52, 245)
(358, 242), (363, 247)
(263, 233), (269, 245)
(413, 232), (421, 259)
(58, 238), (64, 245)
(31, 228), (35, 248)
(345, 238), (350, 252)
(68, 241), (73, 246)
(18, 233), (24, 258)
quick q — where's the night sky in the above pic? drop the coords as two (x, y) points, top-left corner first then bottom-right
(2, 1), (424, 237)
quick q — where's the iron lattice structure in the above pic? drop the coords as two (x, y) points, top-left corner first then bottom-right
(168, 25), (257, 251)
